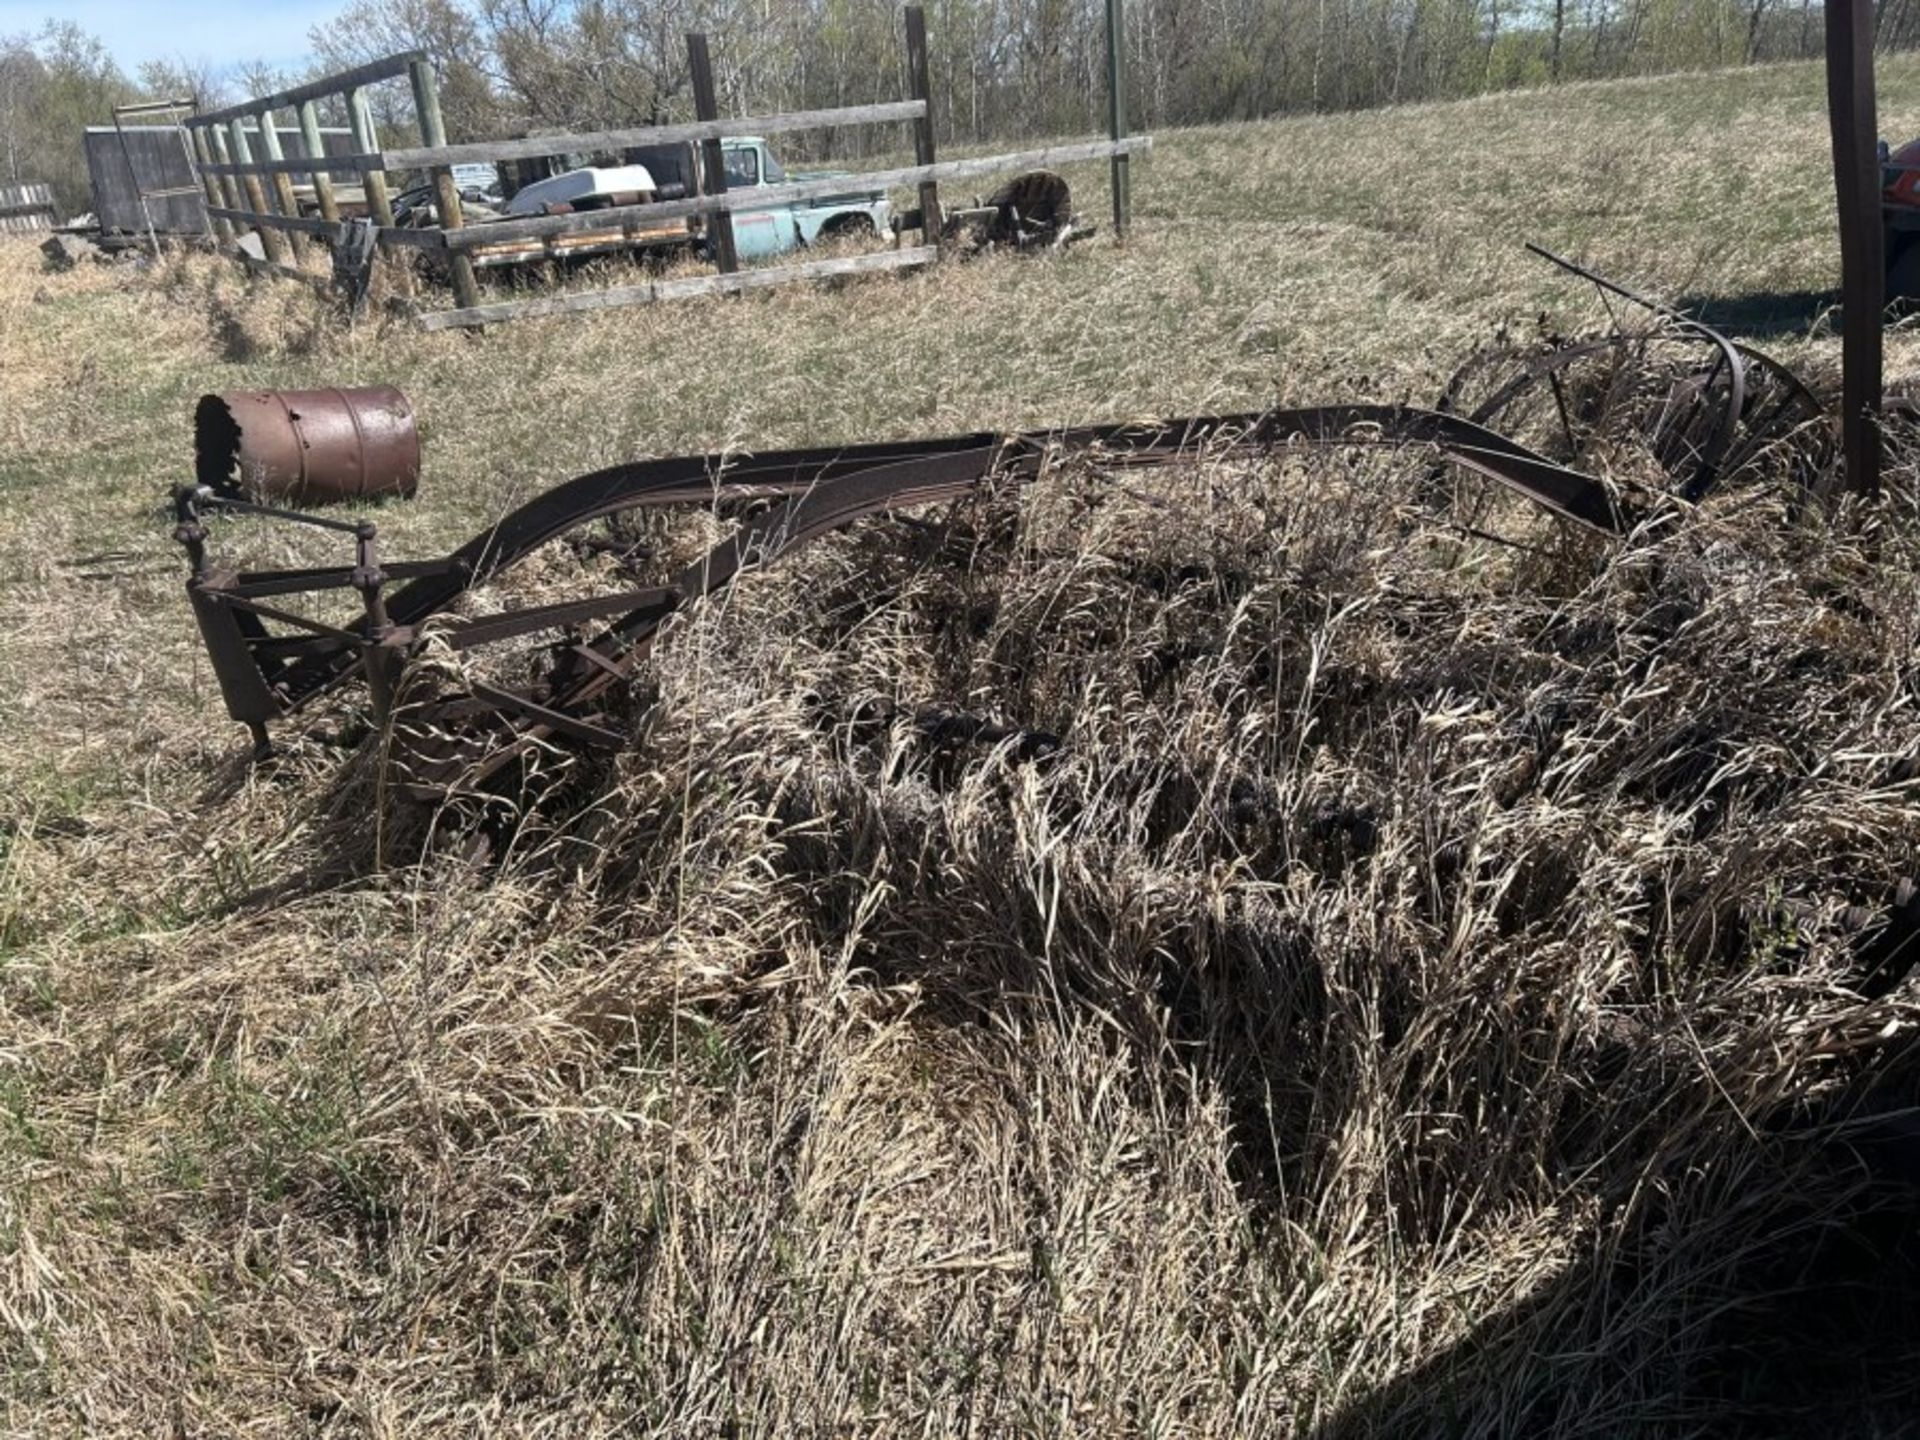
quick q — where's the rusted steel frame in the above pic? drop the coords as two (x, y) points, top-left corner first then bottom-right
(437, 587), (681, 651)
(249, 633), (361, 661)
(1457, 334), (1819, 457)
(1519, 247), (1752, 495)
(184, 582), (282, 752)
(203, 494), (372, 533)
(217, 592), (368, 642)
(1519, 240), (1835, 487)
(1443, 327), (1824, 502)
(177, 434), (1011, 729)
(388, 402), (1624, 653)
(430, 411), (1629, 761)
(465, 680), (627, 749)
(183, 405), (1628, 764)
(227, 558), (461, 598)
(1717, 352), (1828, 479)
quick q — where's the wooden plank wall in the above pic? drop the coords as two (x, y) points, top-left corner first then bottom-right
(0, 183), (56, 233)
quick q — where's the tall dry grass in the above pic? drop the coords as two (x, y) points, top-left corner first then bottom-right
(6, 55), (1920, 1436)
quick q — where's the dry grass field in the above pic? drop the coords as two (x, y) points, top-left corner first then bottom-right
(7, 56), (1920, 1436)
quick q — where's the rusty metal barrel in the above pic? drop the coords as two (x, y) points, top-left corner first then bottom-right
(194, 386), (420, 506)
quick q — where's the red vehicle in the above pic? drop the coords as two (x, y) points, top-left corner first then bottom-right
(1882, 137), (1920, 299)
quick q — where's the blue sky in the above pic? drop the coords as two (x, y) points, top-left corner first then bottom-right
(2, 0), (336, 74)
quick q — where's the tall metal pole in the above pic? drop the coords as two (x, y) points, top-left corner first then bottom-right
(1105, 0), (1131, 240)
(1826, 0), (1882, 494)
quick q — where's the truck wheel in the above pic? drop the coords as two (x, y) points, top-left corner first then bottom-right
(820, 215), (875, 243)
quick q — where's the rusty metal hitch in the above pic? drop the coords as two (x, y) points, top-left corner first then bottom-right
(173, 483), (466, 755)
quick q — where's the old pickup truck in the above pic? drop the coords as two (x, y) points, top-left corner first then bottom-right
(625, 136), (891, 259)
(389, 135), (891, 271)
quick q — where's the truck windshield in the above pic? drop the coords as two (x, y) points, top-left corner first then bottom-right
(762, 148), (785, 183)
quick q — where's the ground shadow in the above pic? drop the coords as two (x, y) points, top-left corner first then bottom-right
(1303, 1081), (1920, 1438)
(1674, 289), (1840, 342)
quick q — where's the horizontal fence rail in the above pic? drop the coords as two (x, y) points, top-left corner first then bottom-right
(188, 2), (1148, 332)
(434, 135), (1153, 250)
(197, 152), (383, 180)
(385, 100), (931, 170)
(199, 132), (1150, 255)
(190, 53), (424, 128)
(194, 101), (932, 180)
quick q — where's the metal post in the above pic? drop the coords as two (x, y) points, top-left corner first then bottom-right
(904, 6), (943, 246)
(1105, 0), (1131, 240)
(1826, 0), (1882, 495)
(687, 32), (738, 275)
(228, 117), (288, 263)
(257, 106), (309, 260)
(408, 58), (480, 310)
(298, 99), (340, 225)
(347, 86), (397, 229)
(189, 126), (234, 245)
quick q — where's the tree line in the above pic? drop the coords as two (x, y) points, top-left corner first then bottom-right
(2, 0), (1913, 218)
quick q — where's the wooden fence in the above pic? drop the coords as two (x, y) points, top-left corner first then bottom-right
(187, 5), (1150, 330)
(0, 183), (57, 233)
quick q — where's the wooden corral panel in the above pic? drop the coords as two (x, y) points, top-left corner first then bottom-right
(0, 183), (56, 232)
(85, 128), (207, 234)
(85, 125), (356, 235)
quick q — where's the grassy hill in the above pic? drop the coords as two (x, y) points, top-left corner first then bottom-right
(4, 56), (1920, 1435)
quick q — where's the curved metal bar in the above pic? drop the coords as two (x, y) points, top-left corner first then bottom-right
(390, 408), (1634, 782)
(185, 403), (1638, 775)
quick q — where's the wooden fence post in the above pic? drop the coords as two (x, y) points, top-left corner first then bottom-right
(409, 58), (480, 310)
(205, 124), (246, 228)
(687, 32), (738, 275)
(227, 118), (288, 262)
(1826, 0), (1881, 494)
(347, 87), (397, 228)
(257, 107), (309, 259)
(904, 6), (943, 246)
(1105, 0), (1131, 240)
(298, 98), (341, 225)
(188, 125), (234, 244)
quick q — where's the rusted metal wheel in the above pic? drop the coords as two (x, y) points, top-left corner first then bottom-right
(1433, 324), (1827, 534)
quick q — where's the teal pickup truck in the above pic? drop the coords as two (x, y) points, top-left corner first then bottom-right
(627, 136), (892, 260)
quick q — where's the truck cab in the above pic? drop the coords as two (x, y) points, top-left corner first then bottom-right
(722, 137), (890, 258)
(625, 136), (891, 261)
